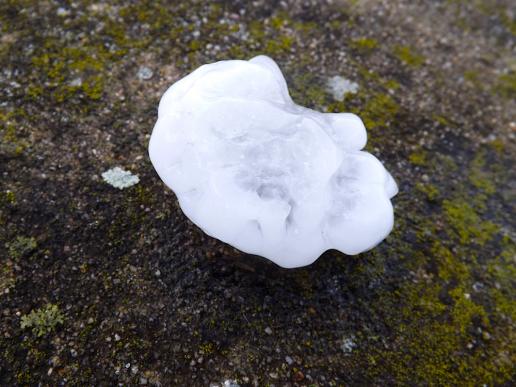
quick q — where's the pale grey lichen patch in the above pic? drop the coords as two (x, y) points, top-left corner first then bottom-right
(102, 167), (139, 189)
(223, 380), (240, 387)
(341, 335), (357, 353)
(327, 76), (359, 101)
(137, 66), (154, 80)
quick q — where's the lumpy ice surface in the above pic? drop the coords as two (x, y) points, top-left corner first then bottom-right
(149, 55), (397, 268)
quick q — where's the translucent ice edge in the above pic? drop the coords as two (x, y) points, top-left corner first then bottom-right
(149, 55), (398, 268)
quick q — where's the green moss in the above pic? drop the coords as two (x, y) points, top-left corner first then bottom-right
(270, 13), (288, 30)
(488, 138), (504, 153)
(1, 110), (30, 155)
(305, 85), (328, 108)
(199, 342), (215, 355)
(27, 20), (132, 105)
(432, 114), (452, 127)
(289, 70), (330, 109)
(7, 236), (37, 259)
(464, 69), (482, 89)
(189, 40), (202, 51)
(293, 20), (317, 35)
(393, 45), (425, 67)
(328, 19), (343, 31)
(1, 124), (26, 155)
(350, 37), (378, 52)
(363, 229), (513, 385)
(498, 9), (516, 36)
(248, 20), (266, 41)
(487, 237), (516, 316)
(356, 66), (382, 83)
(384, 79), (401, 90)
(30, 43), (108, 103)
(329, 90), (399, 130)
(464, 69), (478, 81)
(443, 199), (499, 245)
(21, 304), (64, 337)
(496, 72), (516, 99)
(360, 93), (399, 129)
(0, 260), (15, 293)
(409, 150), (427, 166)
(265, 35), (294, 55)
(366, 283), (468, 384)
(416, 182), (439, 201)
(16, 369), (32, 384)
(449, 286), (489, 333)
(436, 153), (458, 172)
(469, 152), (496, 195)
(219, 9), (318, 61)
(0, 190), (16, 206)
(431, 241), (468, 282)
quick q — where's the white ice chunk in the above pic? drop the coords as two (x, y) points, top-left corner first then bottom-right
(149, 55), (397, 268)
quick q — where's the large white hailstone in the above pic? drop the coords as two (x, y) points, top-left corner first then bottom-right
(149, 55), (398, 268)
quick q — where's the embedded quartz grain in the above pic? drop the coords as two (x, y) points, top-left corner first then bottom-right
(149, 56), (397, 268)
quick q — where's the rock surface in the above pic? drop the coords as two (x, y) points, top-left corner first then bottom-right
(1, 0), (515, 385)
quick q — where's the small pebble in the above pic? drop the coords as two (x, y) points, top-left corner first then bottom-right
(472, 282), (484, 292)
(137, 67), (153, 80)
(57, 7), (70, 16)
(69, 77), (82, 87)
(264, 327), (272, 335)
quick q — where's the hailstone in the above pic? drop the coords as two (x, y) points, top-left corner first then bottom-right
(149, 55), (397, 268)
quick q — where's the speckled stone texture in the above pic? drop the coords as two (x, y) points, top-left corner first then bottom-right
(0, 0), (514, 385)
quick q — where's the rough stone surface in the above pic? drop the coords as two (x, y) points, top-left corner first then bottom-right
(0, 0), (515, 386)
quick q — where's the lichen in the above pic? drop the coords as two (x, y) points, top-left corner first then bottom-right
(102, 167), (140, 189)
(20, 304), (64, 337)
(7, 236), (37, 260)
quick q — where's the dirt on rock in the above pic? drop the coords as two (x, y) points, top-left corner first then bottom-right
(1, 0), (515, 385)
